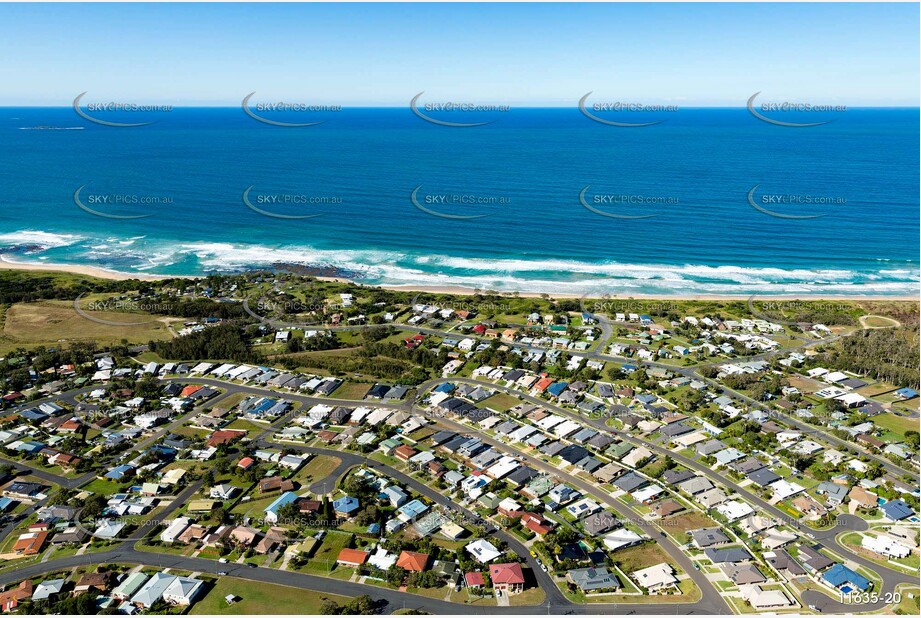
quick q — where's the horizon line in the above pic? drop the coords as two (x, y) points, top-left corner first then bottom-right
(4, 104), (919, 109)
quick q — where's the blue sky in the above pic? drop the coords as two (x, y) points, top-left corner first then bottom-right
(1, 3), (918, 106)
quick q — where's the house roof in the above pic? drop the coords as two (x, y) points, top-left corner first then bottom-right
(798, 545), (834, 571)
(337, 548), (369, 565)
(490, 562), (525, 584)
(823, 563), (871, 591)
(748, 468), (782, 487)
(705, 547), (752, 563)
(396, 550), (429, 572)
(691, 527), (730, 547)
(567, 567), (620, 591)
(881, 499), (914, 521)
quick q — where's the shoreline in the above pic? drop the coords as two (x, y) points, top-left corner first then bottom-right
(0, 256), (917, 301)
(0, 255), (177, 282)
(376, 284), (919, 302)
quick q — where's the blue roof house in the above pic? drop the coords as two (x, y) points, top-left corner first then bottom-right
(894, 388), (918, 400)
(396, 499), (429, 522)
(333, 496), (360, 517)
(105, 464), (135, 481)
(822, 564), (871, 592)
(881, 499), (915, 522)
(264, 491), (299, 524)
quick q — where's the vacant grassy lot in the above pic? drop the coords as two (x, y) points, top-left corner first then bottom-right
(190, 577), (352, 614)
(330, 382), (371, 400)
(862, 316), (901, 328)
(0, 300), (172, 352)
(610, 542), (677, 573)
(79, 477), (126, 497)
(214, 392), (250, 410)
(872, 412), (918, 437)
(508, 586), (547, 606)
(475, 392), (521, 411)
(660, 511), (717, 534)
(299, 530), (354, 575)
(293, 455), (343, 486)
(894, 586), (920, 614)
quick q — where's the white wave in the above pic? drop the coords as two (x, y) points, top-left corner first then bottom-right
(175, 241), (398, 271)
(422, 255), (864, 282)
(9, 234), (916, 297)
(0, 230), (84, 249)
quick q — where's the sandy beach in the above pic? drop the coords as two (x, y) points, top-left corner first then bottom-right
(377, 284), (919, 302)
(0, 255), (176, 281)
(0, 256), (916, 301)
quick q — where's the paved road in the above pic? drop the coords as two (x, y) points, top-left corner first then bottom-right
(6, 347), (913, 615)
(0, 545), (726, 615)
(413, 376), (915, 613)
(259, 314), (917, 476)
(408, 408), (732, 614)
(0, 433), (712, 614)
(0, 456), (93, 490)
(263, 442), (573, 611)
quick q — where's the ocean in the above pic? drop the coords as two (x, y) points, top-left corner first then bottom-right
(0, 106), (918, 296)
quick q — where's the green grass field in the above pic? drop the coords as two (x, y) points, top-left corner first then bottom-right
(330, 381), (372, 400)
(293, 454), (344, 486)
(660, 511), (717, 534)
(190, 577), (353, 614)
(475, 392), (521, 411)
(610, 542), (678, 573)
(872, 413), (918, 437)
(0, 300), (174, 353)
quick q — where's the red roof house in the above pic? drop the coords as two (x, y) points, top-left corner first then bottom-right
(465, 571), (485, 588)
(490, 563), (526, 594)
(207, 429), (247, 448)
(396, 550), (429, 572)
(237, 457), (255, 470)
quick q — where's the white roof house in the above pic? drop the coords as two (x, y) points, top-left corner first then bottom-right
(131, 573), (174, 608)
(94, 519), (125, 539)
(631, 563), (678, 591)
(602, 528), (645, 551)
(485, 456), (520, 480)
(835, 392), (867, 408)
(739, 585), (793, 609)
(769, 480), (805, 500)
(32, 578), (66, 601)
(163, 576), (204, 605)
(160, 517), (191, 544)
(632, 485), (664, 503)
(622, 446), (652, 468)
(465, 539), (502, 563)
(862, 535), (911, 558)
(715, 500), (756, 521)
